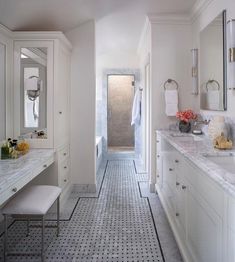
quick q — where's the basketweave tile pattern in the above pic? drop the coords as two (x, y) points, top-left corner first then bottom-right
(0, 160), (164, 262)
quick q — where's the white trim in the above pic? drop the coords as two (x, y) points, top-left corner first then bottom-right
(190, 0), (215, 22)
(0, 24), (13, 38)
(147, 13), (191, 25)
(13, 31), (72, 50)
(137, 17), (151, 56)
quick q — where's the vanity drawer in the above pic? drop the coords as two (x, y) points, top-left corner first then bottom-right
(58, 144), (70, 162)
(59, 158), (70, 188)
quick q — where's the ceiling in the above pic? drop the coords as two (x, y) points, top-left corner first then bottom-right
(0, 0), (197, 55)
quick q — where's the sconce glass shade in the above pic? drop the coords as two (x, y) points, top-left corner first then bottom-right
(227, 19), (235, 90)
(191, 48), (198, 95)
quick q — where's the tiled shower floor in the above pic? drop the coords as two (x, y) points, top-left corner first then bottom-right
(0, 160), (182, 262)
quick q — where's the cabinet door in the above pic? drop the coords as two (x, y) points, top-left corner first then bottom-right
(228, 228), (235, 262)
(162, 153), (176, 214)
(175, 173), (187, 239)
(186, 184), (223, 262)
(156, 154), (162, 188)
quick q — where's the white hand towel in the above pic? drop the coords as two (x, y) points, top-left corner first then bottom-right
(207, 90), (220, 110)
(165, 89), (178, 116)
(131, 89), (141, 126)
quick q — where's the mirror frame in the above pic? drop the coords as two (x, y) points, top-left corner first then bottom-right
(14, 41), (54, 148)
(200, 9), (227, 111)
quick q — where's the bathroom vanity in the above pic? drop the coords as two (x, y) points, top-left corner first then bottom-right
(156, 130), (235, 262)
(0, 25), (72, 206)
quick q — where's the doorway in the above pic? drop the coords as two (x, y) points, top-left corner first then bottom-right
(107, 74), (135, 152)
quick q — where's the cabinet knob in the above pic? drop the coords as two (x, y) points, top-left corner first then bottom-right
(43, 164), (47, 168)
(157, 140), (159, 143)
(64, 179), (67, 182)
(157, 175), (160, 178)
(64, 166), (67, 169)
(63, 153), (67, 156)
(175, 159), (179, 163)
(12, 187), (17, 192)
(169, 168), (173, 171)
(176, 213), (179, 217)
(59, 111), (62, 114)
(176, 182), (180, 186)
(182, 185), (187, 190)
(157, 155), (160, 158)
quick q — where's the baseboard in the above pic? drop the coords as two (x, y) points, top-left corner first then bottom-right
(149, 182), (156, 193)
(73, 183), (97, 193)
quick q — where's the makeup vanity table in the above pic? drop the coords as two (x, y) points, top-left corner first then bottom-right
(0, 149), (55, 206)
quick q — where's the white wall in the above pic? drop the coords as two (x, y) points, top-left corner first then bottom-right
(192, 0), (235, 117)
(66, 21), (96, 188)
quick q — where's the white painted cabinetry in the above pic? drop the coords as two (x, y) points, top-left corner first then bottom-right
(156, 133), (225, 262)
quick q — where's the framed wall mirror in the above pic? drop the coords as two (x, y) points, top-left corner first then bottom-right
(200, 10), (227, 111)
(14, 41), (53, 148)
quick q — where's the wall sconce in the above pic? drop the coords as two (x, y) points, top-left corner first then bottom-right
(191, 49), (198, 95)
(227, 19), (235, 90)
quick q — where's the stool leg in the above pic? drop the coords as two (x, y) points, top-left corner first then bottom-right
(26, 219), (30, 237)
(57, 196), (60, 237)
(41, 216), (45, 262)
(4, 215), (7, 262)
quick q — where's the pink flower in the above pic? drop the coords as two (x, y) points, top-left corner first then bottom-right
(176, 109), (197, 122)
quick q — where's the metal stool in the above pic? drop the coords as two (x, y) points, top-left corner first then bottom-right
(2, 185), (61, 262)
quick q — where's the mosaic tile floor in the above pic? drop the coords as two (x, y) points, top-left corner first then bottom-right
(0, 160), (182, 262)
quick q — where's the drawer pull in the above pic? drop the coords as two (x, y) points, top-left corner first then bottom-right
(64, 179), (67, 182)
(182, 185), (187, 190)
(12, 187), (17, 192)
(59, 111), (62, 114)
(63, 153), (67, 156)
(64, 166), (67, 169)
(175, 159), (179, 163)
(176, 182), (180, 186)
(169, 168), (173, 171)
(43, 164), (47, 168)
(176, 213), (179, 217)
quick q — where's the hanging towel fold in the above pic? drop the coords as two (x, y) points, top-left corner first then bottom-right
(206, 90), (220, 110)
(131, 89), (141, 126)
(165, 89), (178, 116)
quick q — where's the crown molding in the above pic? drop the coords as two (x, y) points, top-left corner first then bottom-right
(0, 24), (13, 38)
(13, 31), (72, 50)
(147, 13), (191, 25)
(190, 0), (215, 22)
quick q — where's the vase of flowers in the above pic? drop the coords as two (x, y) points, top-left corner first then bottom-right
(176, 109), (197, 133)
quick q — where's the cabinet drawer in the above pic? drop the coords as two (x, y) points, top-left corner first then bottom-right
(58, 145), (69, 162)
(59, 158), (70, 188)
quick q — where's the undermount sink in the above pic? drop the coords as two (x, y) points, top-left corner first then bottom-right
(204, 154), (235, 174)
(170, 133), (203, 142)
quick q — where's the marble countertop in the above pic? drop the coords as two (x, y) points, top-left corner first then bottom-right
(0, 149), (55, 193)
(157, 130), (235, 197)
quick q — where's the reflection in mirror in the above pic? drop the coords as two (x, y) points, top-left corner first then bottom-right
(200, 10), (227, 111)
(20, 47), (47, 139)
(0, 43), (5, 141)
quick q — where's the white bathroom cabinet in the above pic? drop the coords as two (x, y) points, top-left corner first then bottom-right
(156, 133), (230, 262)
(12, 32), (72, 201)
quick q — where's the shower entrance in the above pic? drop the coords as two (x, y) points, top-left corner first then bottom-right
(107, 74), (135, 152)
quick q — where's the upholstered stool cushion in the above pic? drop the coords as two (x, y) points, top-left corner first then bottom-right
(2, 185), (61, 215)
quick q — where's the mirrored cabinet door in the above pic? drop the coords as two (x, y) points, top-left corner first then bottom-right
(14, 41), (53, 148)
(0, 42), (6, 141)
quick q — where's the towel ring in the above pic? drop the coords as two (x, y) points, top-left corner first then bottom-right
(205, 79), (220, 92)
(164, 79), (179, 90)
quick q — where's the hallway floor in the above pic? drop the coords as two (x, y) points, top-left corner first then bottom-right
(0, 160), (183, 262)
